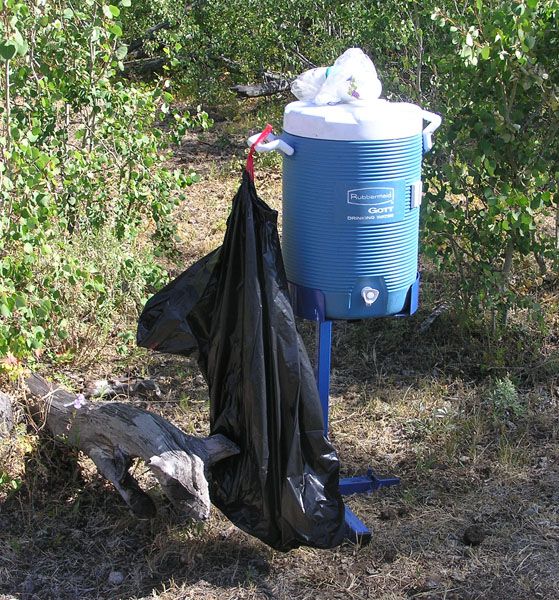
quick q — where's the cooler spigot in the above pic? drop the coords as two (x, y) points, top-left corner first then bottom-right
(361, 287), (379, 306)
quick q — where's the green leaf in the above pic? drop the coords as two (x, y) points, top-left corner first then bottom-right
(483, 158), (496, 176)
(115, 45), (128, 60)
(12, 28), (28, 56)
(102, 4), (114, 18)
(109, 5), (120, 16)
(0, 41), (17, 61)
(108, 23), (123, 37)
(63, 8), (74, 19)
(120, 0), (131, 6)
(481, 46), (491, 60)
(23, 242), (34, 254)
(16, 38), (28, 56)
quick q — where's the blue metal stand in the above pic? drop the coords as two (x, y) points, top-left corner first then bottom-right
(315, 319), (400, 545)
(316, 320), (333, 434)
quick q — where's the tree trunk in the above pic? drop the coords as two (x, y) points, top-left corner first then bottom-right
(25, 373), (239, 521)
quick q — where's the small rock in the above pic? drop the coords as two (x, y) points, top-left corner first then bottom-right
(382, 547), (398, 563)
(84, 379), (113, 398)
(425, 576), (442, 590)
(219, 525), (237, 539)
(108, 571), (124, 586)
(131, 379), (161, 397)
(379, 507), (397, 521)
(463, 524), (485, 546)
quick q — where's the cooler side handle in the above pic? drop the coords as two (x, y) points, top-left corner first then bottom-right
(421, 111), (442, 154)
(246, 132), (294, 156)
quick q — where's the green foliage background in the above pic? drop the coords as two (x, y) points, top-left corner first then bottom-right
(0, 0), (209, 360)
(1, 0), (558, 362)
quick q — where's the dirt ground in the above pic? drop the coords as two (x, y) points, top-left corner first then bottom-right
(1, 121), (558, 600)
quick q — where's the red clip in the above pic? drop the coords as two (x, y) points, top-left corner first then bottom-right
(246, 123), (273, 181)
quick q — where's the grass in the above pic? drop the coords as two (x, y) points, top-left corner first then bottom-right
(1, 115), (558, 600)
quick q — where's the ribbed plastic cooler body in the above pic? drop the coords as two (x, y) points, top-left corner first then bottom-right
(282, 132), (422, 320)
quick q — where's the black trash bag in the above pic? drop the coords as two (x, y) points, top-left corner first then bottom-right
(137, 170), (346, 551)
(137, 248), (219, 356)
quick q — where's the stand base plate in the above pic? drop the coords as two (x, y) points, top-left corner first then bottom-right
(340, 471), (400, 546)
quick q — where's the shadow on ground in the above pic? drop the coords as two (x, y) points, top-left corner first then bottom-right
(1, 426), (558, 600)
(0, 428), (276, 600)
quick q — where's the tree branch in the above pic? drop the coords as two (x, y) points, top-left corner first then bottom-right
(26, 373), (239, 521)
(232, 78), (293, 98)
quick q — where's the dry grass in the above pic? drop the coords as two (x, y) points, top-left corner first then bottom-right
(1, 118), (558, 600)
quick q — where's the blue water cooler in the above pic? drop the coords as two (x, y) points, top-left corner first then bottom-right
(248, 99), (441, 543)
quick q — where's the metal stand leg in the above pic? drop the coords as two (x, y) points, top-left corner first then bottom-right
(315, 320), (400, 545)
(316, 320), (332, 436)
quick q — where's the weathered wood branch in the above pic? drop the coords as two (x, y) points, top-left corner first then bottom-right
(127, 21), (172, 57)
(232, 78), (293, 98)
(26, 373), (239, 521)
(221, 55), (295, 98)
(123, 56), (168, 76)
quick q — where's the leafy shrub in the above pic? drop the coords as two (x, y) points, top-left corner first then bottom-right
(0, 0), (209, 360)
(485, 376), (525, 420)
(423, 0), (559, 325)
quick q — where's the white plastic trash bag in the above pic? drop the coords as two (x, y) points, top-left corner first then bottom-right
(290, 67), (329, 102)
(291, 48), (382, 105)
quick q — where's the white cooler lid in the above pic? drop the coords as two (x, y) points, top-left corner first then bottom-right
(283, 100), (424, 141)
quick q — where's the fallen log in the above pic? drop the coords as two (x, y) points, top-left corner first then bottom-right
(25, 373), (239, 521)
(123, 56), (167, 76)
(217, 55), (295, 98)
(232, 78), (293, 98)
